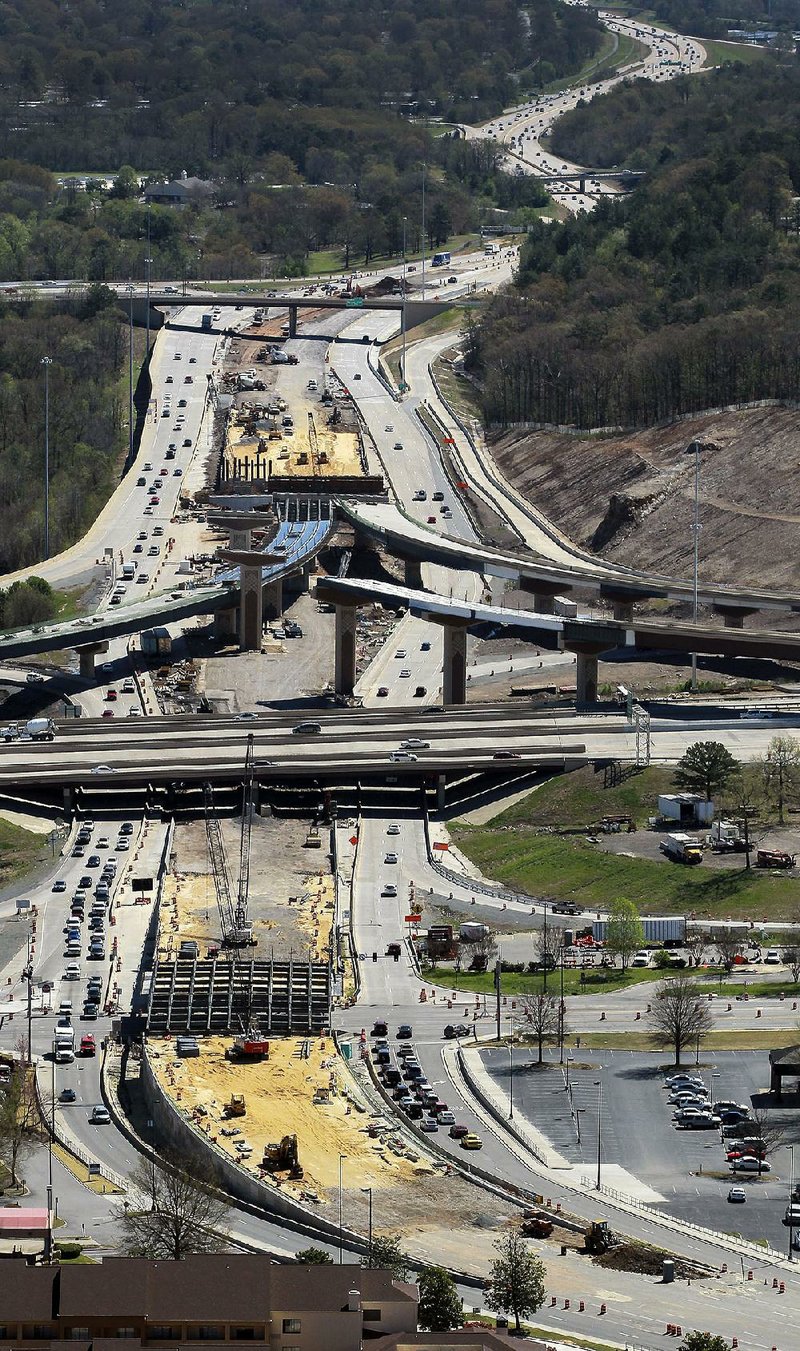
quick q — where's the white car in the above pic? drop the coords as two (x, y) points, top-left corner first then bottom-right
(385, 852), (398, 864)
(382, 884), (398, 897)
(389, 751), (417, 762)
(63, 964), (81, 981)
(395, 650), (407, 659)
(387, 824), (400, 835)
(765, 949), (781, 964)
(731, 1157), (770, 1172)
(90, 1106), (111, 1125)
(400, 739), (430, 750)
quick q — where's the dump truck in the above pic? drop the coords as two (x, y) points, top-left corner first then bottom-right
(262, 1134), (303, 1179)
(756, 849), (796, 870)
(227, 1037), (270, 1062)
(660, 833), (703, 865)
(521, 1211), (554, 1239)
(223, 1094), (246, 1118)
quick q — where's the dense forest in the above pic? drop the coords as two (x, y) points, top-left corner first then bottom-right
(651, 0), (800, 38)
(0, 0), (604, 279)
(0, 288), (127, 570)
(466, 61), (800, 431)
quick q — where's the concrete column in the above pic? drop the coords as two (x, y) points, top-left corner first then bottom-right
(213, 607), (237, 639)
(230, 529), (251, 551)
(442, 623), (468, 705)
(239, 564), (264, 651)
(712, 603), (758, 629)
(289, 306), (298, 338)
(575, 652), (599, 705)
(436, 774), (447, 811)
(264, 578), (283, 621)
(612, 599), (634, 623)
(299, 563), (312, 594)
(519, 576), (564, 614)
(532, 591), (556, 615)
(334, 604), (357, 696)
(723, 612), (744, 629)
(76, 642), (108, 679)
(404, 556), (423, 589)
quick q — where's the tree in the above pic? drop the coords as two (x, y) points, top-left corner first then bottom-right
(647, 974), (713, 1067)
(0, 1063), (42, 1187)
(715, 927), (743, 974)
(295, 1246), (334, 1264)
(674, 742), (740, 801)
(533, 922), (562, 972)
(747, 1103), (785, 1177)
(485, 1230), (546, 1333)
(604, 897), (644, 972)
(783, 943), (800, 985)
(679, 1334), (731, 1351)
(118, 1153), (229, 1259)
(684, 929), (710, 969)
(763, 736), (800, 824)
(519, 991), (563, 1063)
(369, 1233), (409, 1280)
(417, 1267), (463, 1331)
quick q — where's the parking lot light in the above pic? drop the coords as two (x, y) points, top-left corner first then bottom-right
(594, 1078), (603, 1190)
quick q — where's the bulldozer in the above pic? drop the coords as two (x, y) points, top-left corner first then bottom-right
(520, 1211), (554, 1239)
(584, 1220), (616, 1254)
(262, 1134), (304, 1180)
(223, 1094), (246, 1119)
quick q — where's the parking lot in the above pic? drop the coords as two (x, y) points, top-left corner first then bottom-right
(481, 1046), (800, 1249)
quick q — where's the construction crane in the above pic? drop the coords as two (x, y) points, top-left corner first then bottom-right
(203, 733), (255, 948)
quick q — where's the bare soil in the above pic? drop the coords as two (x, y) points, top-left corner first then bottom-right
(491, 407), (800, 596)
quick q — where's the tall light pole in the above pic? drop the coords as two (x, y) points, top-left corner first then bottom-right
(401, 215), (407, 392)
(40, 356), (52, 558)
(508, 1015), (514, 1120)
(788, 1144), (795, 1262)
(575, 1106), (584, 1146)
(420, 162), (426, 300)
(688, 439), (701, 692)
(145, 200), (152, 356)
(558, 939), (565, 1064)
(361, 1186), (373, 1267)
(338, 1153), (347, 1263)
(126, 284), (135, 463)
(594, 1078), (603, 1190)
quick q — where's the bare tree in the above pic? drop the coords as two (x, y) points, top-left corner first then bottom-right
(461, 932), (498, 973)
(684, 929), (711, 969)
(533, 922), (562, 972)
(519, 992), (564, 1063)
(744, 1104), (785, 1177)
(715, 927), (744, 974)
(0, 1063), (43, 1187)
(762, 735), (800, 824)
(118, 1152), (230, 1259)
(783, 943), (800, 985)
(647, 974), (713, 1067)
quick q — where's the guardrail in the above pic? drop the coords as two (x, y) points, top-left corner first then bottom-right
(34, 1058), (127, 1193)
(421, 808), (536, 906)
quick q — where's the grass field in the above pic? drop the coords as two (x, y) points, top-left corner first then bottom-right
(702, 39), (771, 67)
(426, 963), (665, 998)
(451, 766), (800, 919)
(0, 817), (51, 887)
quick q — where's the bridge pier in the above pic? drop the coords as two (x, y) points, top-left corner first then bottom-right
(76, 642), (109, 679)
(334, 604), (358, 697)
(239, 564), (264, 651)
(264, 578), (283, 621)
(713, 603), (758, 629)
(436, 774), (447, 811)
(519, 577), (564, 615)
(599, 583), (656, 624)
(404, 556), (424, 589)
(575, 652), (599, 705)
(562, 622), (620, 707)
(214, 608), (238, 640)
(442, 620), (469, 705)
(288, 306), (298, 339)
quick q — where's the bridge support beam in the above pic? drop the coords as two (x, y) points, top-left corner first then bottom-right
(436, 774), (447, 811)
(404, 556), (424, 589)
(288, 306), (298, 339)
(600, 584), (650, 625)
(334, 604), (358, 697)
(519, 577), (564, 615)
(612, 599), (634, 623)
(76, 641), (109, 679)
(442, 621), (469, 705)
(264, 578), (283, 621)
(214, 607), (238, 639)
(713, 603), (758, 630)
(575, 652), (599, 705)
(239, 565), (264, 651)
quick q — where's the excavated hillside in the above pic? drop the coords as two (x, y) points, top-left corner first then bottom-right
(491, 407), (800, 596)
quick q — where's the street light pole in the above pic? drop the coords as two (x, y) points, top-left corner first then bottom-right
(40, 356), (52, 559)
(558, 939), (565, 1064)
(401, 216), (407, 392)
(420, 162), (426, 300)
(338, 1153), (347, 1264)
(145, 201), (152, 357)
(126, 284), (135, 463)
(789, 1145), (795, 1262)
(689, 439), (701, 692)
(508, 1016), (514, 1121)
(594, 1078), (603, 1190)
(361, 1186), (373, 1267)
(575, 1107), (584, 1146)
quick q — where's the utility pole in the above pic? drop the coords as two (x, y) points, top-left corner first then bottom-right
(688, 439), (702, 692)
(145, 203), (152, 357)
(126, 284), (135, 463)
(40, 356), (52, 558)
(494, 960), (502, 1040)
(361, 1186), (373, 1267)
(594, 1078), (603, 1190)
(421, 162), (426, 300)
(401, 215), (407, 392)
(338, 1153), (347, 1263)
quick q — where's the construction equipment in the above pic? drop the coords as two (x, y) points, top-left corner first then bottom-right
(227, 1037), (270, 1062)
(262, 1134), (304, 1179)
(223, 1094), (247, 1118)
(521, 1211), (554, 1239)
(756, 849), (796, 869)
(584, 1220), (616, 1254)
(203, 734), (256, 948)
(304, 824), (321, 848)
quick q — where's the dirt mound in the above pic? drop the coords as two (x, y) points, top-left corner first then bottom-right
(594, 1241), (711, 1279)
(491, 406), (800, 592)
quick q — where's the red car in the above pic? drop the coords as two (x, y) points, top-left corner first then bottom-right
(149, 495), (160, 505)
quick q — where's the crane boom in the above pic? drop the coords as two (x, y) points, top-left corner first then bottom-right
(235, 734), (255, 939)
(203, 781), (238, 945)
